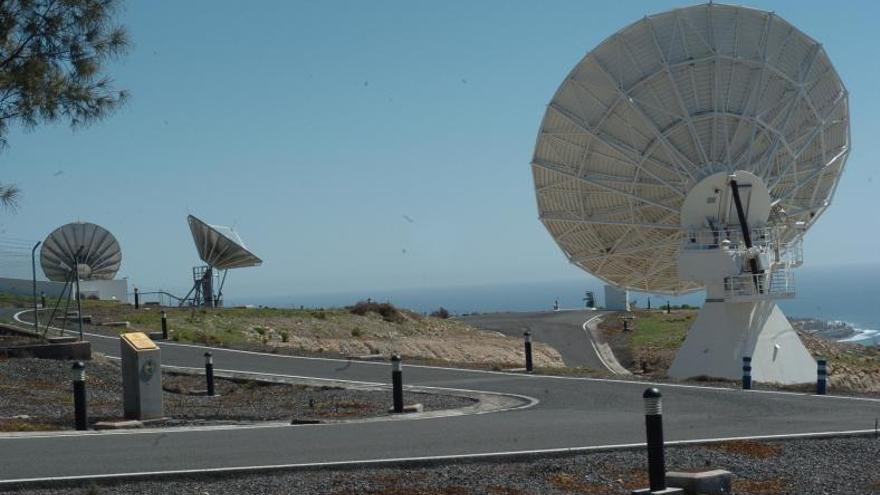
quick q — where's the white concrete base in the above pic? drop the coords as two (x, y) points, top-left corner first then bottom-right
(668, 301), (815, 384)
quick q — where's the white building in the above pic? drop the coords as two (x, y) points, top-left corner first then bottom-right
(603, 285), (630, 311)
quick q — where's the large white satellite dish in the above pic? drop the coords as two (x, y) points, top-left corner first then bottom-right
(182, 214), (262, 307)
(532, 3), (849, 383)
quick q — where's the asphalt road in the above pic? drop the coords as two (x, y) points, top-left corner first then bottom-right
(459, 310), (610, 369)
(2, 309), (879, 483)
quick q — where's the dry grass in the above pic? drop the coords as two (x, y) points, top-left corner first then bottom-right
(733, 478), (787, 494)
(0, 419), (58, 432)
(548, 472), (619, 494)
(707, 440), (782, 459)
(486, 486), (530, 495)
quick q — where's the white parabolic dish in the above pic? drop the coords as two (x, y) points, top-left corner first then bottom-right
(187, 215), (262, 270)
(532, 3), (849, 294)
(40, 222), (122, 281)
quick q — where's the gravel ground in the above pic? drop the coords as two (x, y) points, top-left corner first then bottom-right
(0, 356), (475, 431)
(2, 436), (877, 494)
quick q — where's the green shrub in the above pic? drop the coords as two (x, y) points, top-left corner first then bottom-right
(348, 300), (404, 323)
(430, 307), (450, 319)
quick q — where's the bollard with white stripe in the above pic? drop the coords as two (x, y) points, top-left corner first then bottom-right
(523, 331), (533, 373)
(71, 361), (88, 431)
(644, 388), (666, 492)
(742, 356), (752, 390)
(161, 311), (168, 339)
(817, 359), (827, 395)
(631, 388), (683, 494)
(204, 352), (215, 397)
(391, 354), (404, 413)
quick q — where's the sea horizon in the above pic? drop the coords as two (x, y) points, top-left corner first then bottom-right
(228, 262), (880, 341)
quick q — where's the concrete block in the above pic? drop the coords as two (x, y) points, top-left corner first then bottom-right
(666, 470), (732, 494)
(0, 340), (91, 360)
(94, 420), (143, 430)
(388, 403), (424, 414)
(121, 332), (163, 420)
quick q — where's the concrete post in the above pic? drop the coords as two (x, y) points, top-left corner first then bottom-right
(643, 388), (666, 493)
(72, 361), (87, 431)
(742, 356), (752, 390)
(817, 359), (827, 395)
(205, 352), (215, 396)
(523, 331), (533, 373)
(391, 354), (403, 413)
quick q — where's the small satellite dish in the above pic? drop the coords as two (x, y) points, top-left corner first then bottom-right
(531, 3), (849, 383)
(39, 221), (121, 339)
(40, 222), (121, 282)
(188, 215), (262, 270)
(182, 215), (262, 307)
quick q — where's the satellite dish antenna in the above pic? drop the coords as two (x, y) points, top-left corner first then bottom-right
(182, 214), (262, 307)
(40, 222), (122, 339)
(532, 3), (849, 383)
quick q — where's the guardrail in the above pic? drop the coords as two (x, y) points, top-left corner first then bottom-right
(682, 226), (803, 267)
(723, 269), (795, 300)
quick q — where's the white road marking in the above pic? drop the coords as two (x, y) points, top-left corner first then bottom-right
(15, 309), (880, 404)
(580, 313), (617, 374)
(0, 428), (876, 485)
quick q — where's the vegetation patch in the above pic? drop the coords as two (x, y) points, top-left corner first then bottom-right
(708, 440), (782, 459)
(349, 300), (405, 323)
(547, 472), (617, 494)
(732, 477), (787, 494)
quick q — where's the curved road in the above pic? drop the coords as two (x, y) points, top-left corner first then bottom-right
(1, 309), (879, 484)
(460, 310), (610, 369)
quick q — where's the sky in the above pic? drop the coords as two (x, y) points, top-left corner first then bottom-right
(0, 0), (878, 302)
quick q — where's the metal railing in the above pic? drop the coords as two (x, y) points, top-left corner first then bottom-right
(682, 226), (803, 267)
(723, 269), (795, 300)
(128, 290), (187, 307)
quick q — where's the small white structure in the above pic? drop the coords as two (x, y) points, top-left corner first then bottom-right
(78, 279), (129, 302)
(604, 285), (630, 311)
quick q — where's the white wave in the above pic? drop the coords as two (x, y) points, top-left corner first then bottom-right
(839, 326), (880, 346)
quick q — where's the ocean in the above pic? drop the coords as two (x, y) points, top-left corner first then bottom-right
(232, 263), (880, 344)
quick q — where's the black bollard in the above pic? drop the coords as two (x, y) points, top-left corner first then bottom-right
(817, 359), (827, 395)
(643, 388), (667, 493)
(40, 291), (46, 309)
(134, 287), (140, 309)
(72, 361), (87, 431)
(161, 311), (168, 339)
(523, 331), (533, 373)
(391, 354), (404, 413)
(742, 356), (752, 390)
(205, 352), (215, 396)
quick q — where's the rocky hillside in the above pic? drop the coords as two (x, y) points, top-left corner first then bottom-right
(73, 301), (566, 369)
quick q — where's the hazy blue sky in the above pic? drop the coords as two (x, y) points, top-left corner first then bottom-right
(0, 1), (877, 300)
